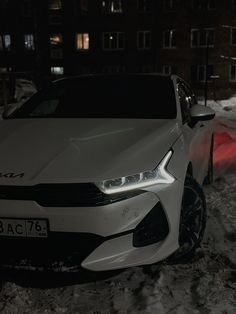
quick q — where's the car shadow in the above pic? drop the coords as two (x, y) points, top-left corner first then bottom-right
(0, 267), (124, 289)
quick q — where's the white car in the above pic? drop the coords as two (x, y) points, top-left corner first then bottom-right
(0, 74), (215, 272)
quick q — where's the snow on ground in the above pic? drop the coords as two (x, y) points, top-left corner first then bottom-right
(0, 99), (236, 313)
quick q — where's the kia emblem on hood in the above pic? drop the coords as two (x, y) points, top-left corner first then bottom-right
(0, 172), (25, 179)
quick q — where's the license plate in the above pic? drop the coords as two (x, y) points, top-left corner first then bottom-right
(0, 218), (48, 238)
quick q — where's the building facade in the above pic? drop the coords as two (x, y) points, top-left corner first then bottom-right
(0, 0), (236, 99)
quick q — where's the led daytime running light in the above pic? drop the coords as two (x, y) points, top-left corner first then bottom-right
(96, 151), (175, 194)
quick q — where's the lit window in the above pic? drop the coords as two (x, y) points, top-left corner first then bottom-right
(137, 0), (151, 11)
(50, 34), (62, 46)
(191, 29), (214, 47)
(103, 32), (124, 50)
(0, 34), (11, 51)
(137, 31), (151, 49)
(163, 30), (176, 48)
(24, 34), (35, 50)
(102, 0), (123, 14)
(191, 65), (213, 82)
(50, 34), (63, 59)
(192, 0), (216, 9)
(51, 67), (64, 75)
(162, 65), (177, 75)
(49, 0), (62, 10)
(76, 33), (89, 50)
(230, 64), (236, 81)
(231, 28), (236, 45)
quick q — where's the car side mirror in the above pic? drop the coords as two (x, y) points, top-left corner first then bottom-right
(190, 104), (215, 122)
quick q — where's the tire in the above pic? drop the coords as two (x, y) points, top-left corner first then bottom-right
(169, 175), (207, 262)
(204, 136), (214, 185)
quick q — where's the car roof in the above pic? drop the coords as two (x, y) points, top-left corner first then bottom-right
(53, 73), (174, 85)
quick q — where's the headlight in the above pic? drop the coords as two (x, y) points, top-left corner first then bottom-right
(96, 151), (175, 194)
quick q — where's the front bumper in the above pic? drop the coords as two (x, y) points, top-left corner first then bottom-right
(0, 180), (184, 272)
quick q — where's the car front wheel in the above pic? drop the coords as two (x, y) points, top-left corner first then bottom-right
(170, 175), (207, 261)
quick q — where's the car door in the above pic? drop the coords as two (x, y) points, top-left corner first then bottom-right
(177, 80), (210, 183)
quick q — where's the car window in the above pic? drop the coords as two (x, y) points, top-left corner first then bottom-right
(177, 83), (191, 124)
(8, 76), (177, 119)
(181, 82), (197, 107)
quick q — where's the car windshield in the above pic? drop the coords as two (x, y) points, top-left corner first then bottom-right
(8, 75), (177, 119)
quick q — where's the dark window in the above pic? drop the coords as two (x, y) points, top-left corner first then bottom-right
(163, 30), (176, 48)
(191, 29), (214, 47)
(102, 65), (126, 73)
(9, 76), (177, 119)
(22, 0), (32, 17)
(49, 14), (62, 24)
(191, 65), (213, 82)
(80, 0), (89, 13)
(103, 32), (124, 50)
(162, 65), (177, 75)
(137, 0), (151, 12)
(164, 0), (176, 10)
(231, 28), (236, 45)
(0, 0), (10, 15)
(192, 0), (216, 9)
(136, 65), (153, 73)
(74, 0), (89, 15)
(0, 67), (8, 73)
(137, 31), (151, 49)
(230, 64), (236, 81)
(191, 30), (198, 47)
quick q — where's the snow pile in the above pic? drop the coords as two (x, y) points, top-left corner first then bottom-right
(217, 97), (236, 113)
(207, 97), (236, 123)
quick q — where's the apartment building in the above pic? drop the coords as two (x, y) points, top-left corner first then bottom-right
(0, 0), (236, 99)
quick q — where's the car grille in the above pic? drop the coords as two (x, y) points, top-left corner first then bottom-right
(0, 232), (104, 272)
(0, 183), (142, 207)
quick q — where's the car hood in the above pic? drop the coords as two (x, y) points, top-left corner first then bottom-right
(0, 118), (181, 184)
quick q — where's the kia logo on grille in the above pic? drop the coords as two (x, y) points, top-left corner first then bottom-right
(0, 172), (25, 179)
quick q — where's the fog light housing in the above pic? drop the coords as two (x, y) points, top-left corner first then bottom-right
(133, 202), (169, 247)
